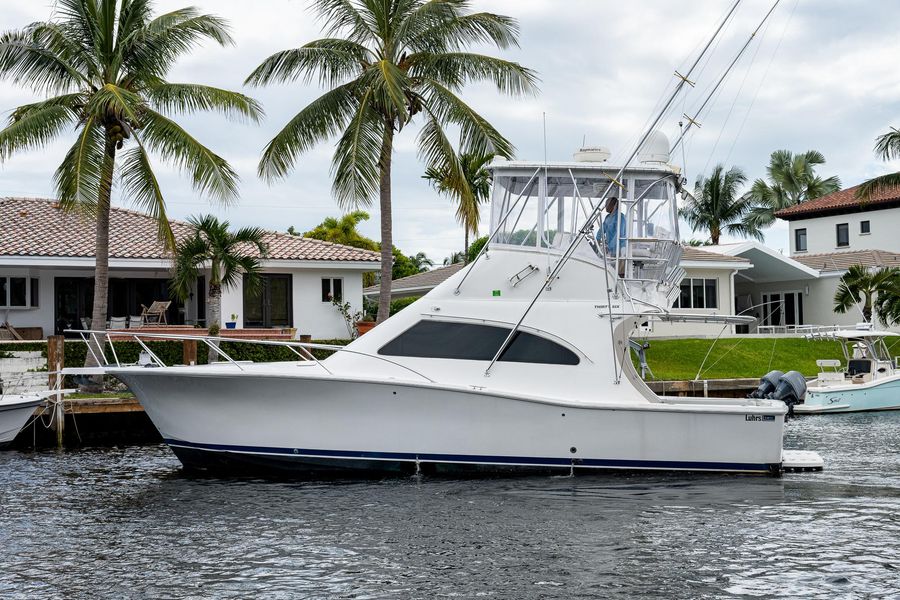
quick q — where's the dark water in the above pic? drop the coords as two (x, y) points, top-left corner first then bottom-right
(1, 414), (899, 599)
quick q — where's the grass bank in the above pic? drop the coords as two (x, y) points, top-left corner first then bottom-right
(637, 337), (849, 381)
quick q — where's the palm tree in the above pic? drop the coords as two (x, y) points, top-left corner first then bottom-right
(833, 265), (899, 324)
(245, 0), (537, 323)
(744, 150), (841, 230)
(410, 251), (434, 272)
(302, 210), (378, 250)
(424, 151), (493, 256)
(858, 127), (900, 200)
(170, 215), (268, 362)
(0, 0), (260, 370)
(679, 164), (760, 245)
(444, 251), (465, 265)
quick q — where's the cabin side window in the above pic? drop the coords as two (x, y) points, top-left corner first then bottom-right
(378, 321), (580, 365)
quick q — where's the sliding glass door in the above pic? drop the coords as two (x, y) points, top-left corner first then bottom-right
(243, 274), (292, 328)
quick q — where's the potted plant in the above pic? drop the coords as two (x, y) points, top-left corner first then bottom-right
(226, 314), (238, 329)
(355, 314), (376, 336)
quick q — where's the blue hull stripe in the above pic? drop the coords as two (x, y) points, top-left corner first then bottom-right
(163, 438), (773, 472)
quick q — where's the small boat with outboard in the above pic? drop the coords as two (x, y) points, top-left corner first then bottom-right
(792, 326), (900, 414)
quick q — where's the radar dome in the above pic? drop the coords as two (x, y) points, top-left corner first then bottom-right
(638, 131), (670, 164)
(573, 146), (611, 163)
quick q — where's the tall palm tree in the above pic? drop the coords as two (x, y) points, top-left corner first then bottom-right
(679, 164), (760, 245)
(245, 0), (537, 323)
(833, 264), (899, 324)
(170, 215), (268, 362)
(0, 0), (260, 370)
(858, 127), (900, 200)
(744, 150), (841, 230)
(424, 151), (493, 256)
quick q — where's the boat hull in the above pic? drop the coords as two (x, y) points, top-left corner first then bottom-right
(0, 396), (43, 448)
(113, 368), (787, 476)
(798, 378), (900, 413)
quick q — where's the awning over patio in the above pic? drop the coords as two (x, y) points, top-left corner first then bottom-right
(705, 241), (820, 283)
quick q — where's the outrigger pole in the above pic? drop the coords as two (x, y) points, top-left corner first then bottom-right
(483, 0), (745, 376)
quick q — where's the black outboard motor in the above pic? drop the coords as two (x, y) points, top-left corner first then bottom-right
(749, 370), (783, 399)
(769, 370), (807, 416)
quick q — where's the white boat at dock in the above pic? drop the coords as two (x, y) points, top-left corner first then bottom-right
(0, 391), (55, 448)
(72, 132), (823, 477)
(795, 327), (900, 414)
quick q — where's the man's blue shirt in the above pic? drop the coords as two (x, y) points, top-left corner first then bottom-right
(599, 209), (626, 255)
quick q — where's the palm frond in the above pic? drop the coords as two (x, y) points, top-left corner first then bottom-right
(330, 89), (384, 207)
(118, 137), (176, 250)
(0, 103), (76, 160)
(244, 39), (370, 87)
(141, 108), (239, 204)
(410, 52), (538, 94)
(408, 11), (521, 53)
(857, 171), (900, 201)
(874, 127), (900, 161)
(424, 79), (514, 158)
(148, 83), (263, 123)
(53, 117), (106, 212)
(0, 26), (86, 93)
(257, 81), (360, 182)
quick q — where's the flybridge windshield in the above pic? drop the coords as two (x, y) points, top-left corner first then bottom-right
(489, 168), (679, 251)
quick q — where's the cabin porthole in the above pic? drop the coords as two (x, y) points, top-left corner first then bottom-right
(570, 446), (577, 454)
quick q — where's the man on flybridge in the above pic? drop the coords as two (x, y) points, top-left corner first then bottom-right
(598, 196), (626, 256)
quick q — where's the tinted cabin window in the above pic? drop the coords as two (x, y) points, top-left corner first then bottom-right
(379, 321), (579, 365)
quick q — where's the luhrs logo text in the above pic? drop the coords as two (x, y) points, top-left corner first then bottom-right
(745, 415), (777, 422)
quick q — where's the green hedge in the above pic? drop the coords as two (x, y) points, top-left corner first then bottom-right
(390, 296), (421, 315)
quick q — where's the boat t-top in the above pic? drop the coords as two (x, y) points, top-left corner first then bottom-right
(796, 325), (900, 414)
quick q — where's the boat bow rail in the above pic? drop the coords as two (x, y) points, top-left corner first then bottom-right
(64, 329), (436, 383)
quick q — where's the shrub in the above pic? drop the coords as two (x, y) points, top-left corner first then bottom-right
(390, 296), (421, 315)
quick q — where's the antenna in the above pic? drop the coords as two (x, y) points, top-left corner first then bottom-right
(542, 112), (548, 165)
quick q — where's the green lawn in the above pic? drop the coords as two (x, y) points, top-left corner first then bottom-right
(636, 337), (849, 381)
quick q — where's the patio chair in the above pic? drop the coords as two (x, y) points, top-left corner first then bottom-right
(128, 315), (143, 329)
(140, 301), (171, 325)
(108, 316), (127, 329)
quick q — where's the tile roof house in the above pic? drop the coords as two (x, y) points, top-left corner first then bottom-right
(0, 197), (379, 339)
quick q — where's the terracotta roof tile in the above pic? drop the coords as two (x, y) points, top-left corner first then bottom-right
(791, 249), (900, 273)
(0, 197), (379, 263)
(775, 185), (900, 220)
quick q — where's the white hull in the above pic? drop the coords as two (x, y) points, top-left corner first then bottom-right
(0, 395), (44, 447)
(113, 366), (787, 475)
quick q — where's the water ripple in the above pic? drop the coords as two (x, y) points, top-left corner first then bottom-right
(1, 414), (899, 598)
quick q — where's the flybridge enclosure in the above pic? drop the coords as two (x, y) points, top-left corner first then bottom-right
(487, 160), (682, 289)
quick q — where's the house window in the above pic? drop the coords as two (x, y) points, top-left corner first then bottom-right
(321, 278), (343, 302)
(836, 223), (849, 247)
(795, 228), (807, 252)
(244, 274), (292, 328)
(0, 276), (38, 308)
(672, 278), (718, 309)
(860, 220), (870, 234)
(379, 321), (579, 365)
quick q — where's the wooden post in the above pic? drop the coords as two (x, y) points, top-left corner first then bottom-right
(299, 334), (312, 361)
(183, 339), (197, 366)
(47, 335), (64, 390)
(47, 335), (65, 448)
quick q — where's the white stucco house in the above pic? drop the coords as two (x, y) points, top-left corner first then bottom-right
(0, 197), (379, 339)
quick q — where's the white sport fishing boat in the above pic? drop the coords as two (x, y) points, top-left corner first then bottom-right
(74, 132), (822, 476)
(795, 326), (900, 414)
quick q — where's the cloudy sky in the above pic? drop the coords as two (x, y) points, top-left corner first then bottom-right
(2, 0), (899, 261)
